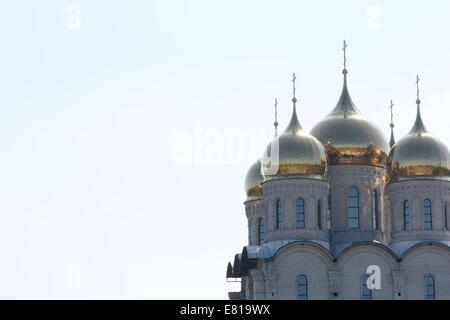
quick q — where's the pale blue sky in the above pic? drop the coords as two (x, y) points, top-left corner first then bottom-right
(0, 0), (449, 299)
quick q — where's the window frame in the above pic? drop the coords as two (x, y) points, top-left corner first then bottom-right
(257, 217), (264, 245)
(296, 198), (305, 229)
(327, 193), (332, 231)
(372, 189), (379, 230)
(403, 200), (410, 231)
(425, 275), (435, 300)
(347, 187), (360, 229)
(424, 199), (432, 230)
(361, 274), (373, 300)
(297, 275), (308, 300)
(444, 202), (448, 231)
(276, 199), (282, 230)
(317, 200), (322, 230)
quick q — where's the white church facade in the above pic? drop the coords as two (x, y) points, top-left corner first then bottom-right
(226, 48), (450, 300)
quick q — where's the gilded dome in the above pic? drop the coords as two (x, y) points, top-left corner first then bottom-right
(244, 159), (264, 198)
(388, 103), (450, 181)
(310, 74), (389, 167)
(261, 103), (327, 180)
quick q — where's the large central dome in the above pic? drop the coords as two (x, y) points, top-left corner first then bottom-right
(310, 73), (389, 167)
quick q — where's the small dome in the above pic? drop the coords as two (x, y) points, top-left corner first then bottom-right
(310, 74), (389, 167)
(388, 104), (450, 181)
(262, 103), (327, 180)
(244, 159), (264, 198)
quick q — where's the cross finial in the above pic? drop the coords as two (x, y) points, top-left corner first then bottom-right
(415, 75), (421, 104)
(292, 72), (297, 102)
(342, 40), (348, 74)
(389, 100), (394, 128)
(274, 98), (279, 137)
(389, 99), (396, 148)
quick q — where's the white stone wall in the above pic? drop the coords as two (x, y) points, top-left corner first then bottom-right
(336, 244), (396, 300)
(265, 242), (333, 300)
(388, 179), (450, 252)
(246, 241), (450, 300)
(245, 198), (265, 246)
(261, 178), (330, 244)
(238, 167), (450, 300)
(327, 165), (389, 252)
(400, 243), (450, 300)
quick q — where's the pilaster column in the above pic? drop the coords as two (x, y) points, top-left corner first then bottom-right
(392, 270), (406, 300)
(251, 270), (265, 300)
(264, 270), (277, 300)
(328, 270), (343, 299)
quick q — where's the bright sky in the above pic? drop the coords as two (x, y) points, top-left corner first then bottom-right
(0, 0), (449, 299)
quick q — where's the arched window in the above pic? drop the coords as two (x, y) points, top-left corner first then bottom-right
(425, 275), (435, 300)
(372, 189), (379, 230)
(348, 187), (359, 229)
(257, 218), (264, 245)
(403, 200), (410, 230)
(317, 200), (322, 230)
(361, 275), (372, 300)
(445, 202), (448, 231)
(297, 275), (308, 300)
(276, 200), (282, 229)
(327, 193), (332, 231)
(296, 198), (305, 229)
(424, 199), (432, 230)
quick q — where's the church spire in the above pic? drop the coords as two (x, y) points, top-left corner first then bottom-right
(273, 98), (279, 137)
(330, 40), (360, 118)
(389, 100), (396, 148)
(409, 75), (427, 135)
(284, 73), (303, 133)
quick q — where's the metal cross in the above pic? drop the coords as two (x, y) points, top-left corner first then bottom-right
(274, 98), (278, 137)
(416, 75), (420, 101)
(274, 98), (278, 122)
(390, 100), (394, 124)
(343, 40), (347, 70)
(292, 73), (297, 99)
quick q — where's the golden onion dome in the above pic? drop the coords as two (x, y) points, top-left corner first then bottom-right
(261, 101), (327, 180)
(244, 159), (264, 198)
(310, 73), (389, 167)
(388, 103), (450, 181)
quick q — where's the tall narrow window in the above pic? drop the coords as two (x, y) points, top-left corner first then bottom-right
(445, 202), (448, 231)
(404, 200), (410, 230)
(424, 199), (432, 230)
(372, 189), (379, 230)
(361, 275), (372, 300)
(276, 200), (282, 229)
(258, 218), (264, 245)
(327, 193), (332, 231)
(297, 275), (308, 300)
(425, 275), (435, 300)
(348, 187), (359, 229)
(296, 198), (305, 229)
(317, 200), (322, 230)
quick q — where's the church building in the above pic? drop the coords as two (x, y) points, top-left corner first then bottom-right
(226, 44), (450, 300)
